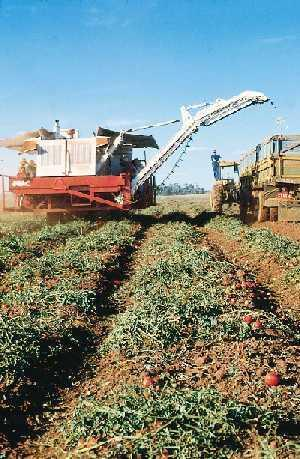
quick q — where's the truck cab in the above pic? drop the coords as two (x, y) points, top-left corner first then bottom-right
(210, 155), (240, 213)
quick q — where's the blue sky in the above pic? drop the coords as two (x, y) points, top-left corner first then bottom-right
(0, 0), (299, 188)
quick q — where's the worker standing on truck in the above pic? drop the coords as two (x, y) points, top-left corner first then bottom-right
(211, 150), (221, 180)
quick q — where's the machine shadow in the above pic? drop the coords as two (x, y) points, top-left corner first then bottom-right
(127, 209), (216, 227)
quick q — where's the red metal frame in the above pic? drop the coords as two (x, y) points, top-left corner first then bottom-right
(9, 173), (133, 212)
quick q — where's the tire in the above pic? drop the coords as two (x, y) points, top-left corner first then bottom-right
(239, 188), (251, 223)
(211, 183), (223, 213)
(240, 202), (247, 223)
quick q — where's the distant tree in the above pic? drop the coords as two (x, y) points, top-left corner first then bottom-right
(157, 183), (206, 195)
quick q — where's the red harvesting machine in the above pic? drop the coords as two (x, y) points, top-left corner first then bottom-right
(0, 90), (269, 220)
(6, 124), (158, 219)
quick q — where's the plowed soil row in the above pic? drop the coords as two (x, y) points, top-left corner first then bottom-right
(204, 227), (300, 320)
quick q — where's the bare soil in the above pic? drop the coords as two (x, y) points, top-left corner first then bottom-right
(204, 228), (300, 320)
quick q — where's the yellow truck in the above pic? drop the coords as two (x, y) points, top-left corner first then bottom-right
(211, 135), (300, 222)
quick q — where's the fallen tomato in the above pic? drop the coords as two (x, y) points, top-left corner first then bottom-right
(265, 372), (280, 387)
(246, 281), (255, 288)
(252, 320), (263, 330)
(242, 315), (253, 325)
(142, 374), (155, 388)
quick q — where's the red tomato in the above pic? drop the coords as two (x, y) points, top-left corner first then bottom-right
(252, 320), (263, 330)
(246, 281), (255, 288)
(142, 374), (155, 387)
(242, 315), (253, 325)
(265, 372), (280, 387)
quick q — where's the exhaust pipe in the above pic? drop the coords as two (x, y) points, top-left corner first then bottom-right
(54, 120), (60, 138)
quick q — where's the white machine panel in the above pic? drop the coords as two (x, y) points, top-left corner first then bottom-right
(37, 138), (96, 177)
(37, 139), (66, 177)
(67, 138), (96, 176)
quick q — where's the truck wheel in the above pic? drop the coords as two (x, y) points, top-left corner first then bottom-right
(240, 202), (247, 222)
(211, 184), (223, 213)
(269, 207), (278, 222)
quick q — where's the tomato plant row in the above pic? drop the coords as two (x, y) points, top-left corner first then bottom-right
(66, 386), (286, 458)
(0, 220), (138, 389)
(0, 219), (93, 272)
(206, 216), (300, 262)
(101, 222), (296, 359)
(0, 215), (46, 237)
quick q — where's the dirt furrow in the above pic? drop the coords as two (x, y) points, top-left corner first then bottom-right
(204, 227), (300, 320)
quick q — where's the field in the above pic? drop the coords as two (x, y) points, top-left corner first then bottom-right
(0, 197), (299, 458)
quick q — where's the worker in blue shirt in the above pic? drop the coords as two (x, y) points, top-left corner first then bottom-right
(211, 150), (221, 180)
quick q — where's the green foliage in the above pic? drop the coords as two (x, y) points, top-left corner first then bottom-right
(0, 314), (41, 385)
(0, 310), (79, 385)
(0, 214), (46, 236)
(0, 219), (92, 272)
(206, 216), (300, 261)
(157, 182), (206, 196)
(5, 220), (134, 286)
(244, 229), (300, 261)
(0, 220), (138, 388)
(285, 265), (300, 285)
(102, 221), (298, 361)
(101, 222), (245, 358)
(65, 386), (285, 458)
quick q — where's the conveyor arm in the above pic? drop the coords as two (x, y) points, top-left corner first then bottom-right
(132, 90), (269, 193)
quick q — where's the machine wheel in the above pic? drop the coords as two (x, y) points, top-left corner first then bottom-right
(240, 201), (247, 223)
(211, 183), (223, 213)
(239, 188), (251, 223)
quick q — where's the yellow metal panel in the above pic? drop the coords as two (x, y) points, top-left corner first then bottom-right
(96, 136), (110, 146)
(22, 139), (38, 153)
